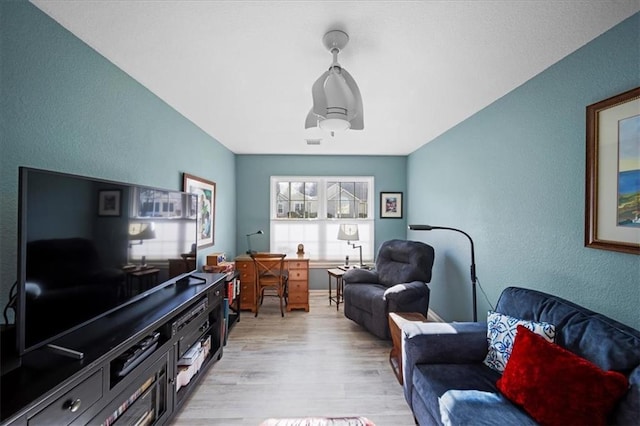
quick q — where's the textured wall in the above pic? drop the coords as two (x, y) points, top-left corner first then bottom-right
(235, 154), (407, 289)
(0, 1), (236, 319)
(407, 13), (640, 328)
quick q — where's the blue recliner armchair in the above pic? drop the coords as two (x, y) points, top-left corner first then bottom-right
(342, 239), (435, 339)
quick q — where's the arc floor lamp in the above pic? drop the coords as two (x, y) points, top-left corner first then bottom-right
(408, 224), (478, 322)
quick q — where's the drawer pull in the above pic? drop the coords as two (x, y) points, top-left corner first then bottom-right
(64, 398), (82, 413)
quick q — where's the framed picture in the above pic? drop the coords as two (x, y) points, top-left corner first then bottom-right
(380, 192), (403, 219)
(183, 173), (216, 248)
(585, 86), (640, 255)
(98, 190), (121, 217)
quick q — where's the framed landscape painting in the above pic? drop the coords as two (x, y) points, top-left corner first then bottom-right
(585, 87), (640, 255)
(183, 173), (216, 248)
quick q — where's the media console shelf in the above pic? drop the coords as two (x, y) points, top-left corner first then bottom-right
(0, 272), (227, 426)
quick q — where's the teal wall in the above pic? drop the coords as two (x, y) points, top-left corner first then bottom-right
(407, 13), (640, 328)
(236, 155), (407, 289)
(2, 1), (638, 328)
(0, 1), (236, 316)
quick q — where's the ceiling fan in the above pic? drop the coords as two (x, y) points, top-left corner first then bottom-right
(305, 30), (364, 136)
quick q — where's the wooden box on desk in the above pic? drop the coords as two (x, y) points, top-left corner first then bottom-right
(206, 253), (227, 266)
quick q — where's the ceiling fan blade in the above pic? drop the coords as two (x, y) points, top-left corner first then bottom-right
(305, 109), (319, 129)
(310, 70), (330, 117)
(323, 71), (354, 120)
(341, 68), (364, 129)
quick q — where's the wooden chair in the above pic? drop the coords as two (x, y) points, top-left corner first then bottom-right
(251, 253), (288, 317)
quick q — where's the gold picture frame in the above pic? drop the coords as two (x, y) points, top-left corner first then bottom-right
(183, 173), (216, 248)
(585, 87), (640, 255)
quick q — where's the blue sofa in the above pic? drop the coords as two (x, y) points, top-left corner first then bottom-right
(402, 286), (640, 425)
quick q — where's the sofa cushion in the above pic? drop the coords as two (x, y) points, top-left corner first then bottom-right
(439, 390), (537, 426)
(412, 363), (501, 424)
(483, 310), (555, 373)
(497, 325), (629, 426)
(495, 287), (640, 373)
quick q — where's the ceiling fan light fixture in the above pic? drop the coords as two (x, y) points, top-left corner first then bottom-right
(319, 117), (350, 132)
(306, 30), (363, 134)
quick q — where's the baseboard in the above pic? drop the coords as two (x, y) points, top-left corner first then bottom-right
(426, 309), (444, 322)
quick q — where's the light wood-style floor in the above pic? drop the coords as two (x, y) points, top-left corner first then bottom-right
(170, 291), (417, 426)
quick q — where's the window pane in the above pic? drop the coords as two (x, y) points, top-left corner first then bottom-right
(271, 176), (373, 261)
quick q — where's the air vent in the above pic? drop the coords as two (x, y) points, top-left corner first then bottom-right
(306, 139), (322, 145)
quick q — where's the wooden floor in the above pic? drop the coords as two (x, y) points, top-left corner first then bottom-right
(170, 291), (417, 426)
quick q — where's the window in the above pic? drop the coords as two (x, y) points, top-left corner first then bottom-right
(270, 176), (374, 262)
(129, 188), (196, 261)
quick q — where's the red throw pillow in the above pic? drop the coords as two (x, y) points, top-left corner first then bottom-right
(496, 325), (629, 426)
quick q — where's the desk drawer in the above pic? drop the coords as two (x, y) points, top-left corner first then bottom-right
(29, 370), (102, 426)
(288, 269), (307, 281)
(288, 280), (307, 293)
(287, 260), (308, 270)
(287, 292), (308, 305)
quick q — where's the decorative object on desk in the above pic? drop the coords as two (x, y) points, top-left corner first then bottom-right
(408, 224), (479, 321)
(337, 223), (365, 268)
(297, 243), (305, 255)
(98, 189), (121, 217)
(183, 173), (216, 248)
(246, 230), (264, 254)
(305, 30), (364, 137)
(206, 252), (226, 265)
(380, 191), (403, 218)
(585, 86), (640, 255)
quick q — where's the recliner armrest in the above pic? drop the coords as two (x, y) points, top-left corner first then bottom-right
(402, 321), (488, 409)
(343, 268), (379, 284)
(383, 281), (428, 304)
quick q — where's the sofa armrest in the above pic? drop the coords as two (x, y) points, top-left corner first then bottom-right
(343, 268), (379, 284)
(402, 321), (488, 409)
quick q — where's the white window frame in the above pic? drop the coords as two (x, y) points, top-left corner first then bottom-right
(270, 176), (374, 262)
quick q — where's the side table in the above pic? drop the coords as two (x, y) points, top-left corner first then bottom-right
(388, 312), (428, 385)
(327, 268), (345, 310)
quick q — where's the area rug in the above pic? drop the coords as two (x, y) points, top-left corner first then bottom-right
(259, 417), (375, 426)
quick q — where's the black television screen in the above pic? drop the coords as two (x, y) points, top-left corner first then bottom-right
(16, 167), (198, 355)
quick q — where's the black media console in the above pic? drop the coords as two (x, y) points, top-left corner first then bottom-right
(0, 272), (226, 426)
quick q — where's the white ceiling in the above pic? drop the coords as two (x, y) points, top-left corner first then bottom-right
(31, 1), (640, 156)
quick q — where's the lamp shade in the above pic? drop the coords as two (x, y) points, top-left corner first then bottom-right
(128, 223), (156, 240)
(337, 223), (359, 241)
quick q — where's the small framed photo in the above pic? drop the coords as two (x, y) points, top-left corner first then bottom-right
(98, 190), (121, 217)
(380, 192), (403, 219)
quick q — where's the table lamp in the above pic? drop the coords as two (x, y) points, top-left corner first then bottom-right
(128, 222), (157, 267)
(337, 223), (365, 268)
(246, 230), (264, 255)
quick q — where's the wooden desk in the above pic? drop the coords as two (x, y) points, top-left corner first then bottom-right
(235, 254), (310, 313)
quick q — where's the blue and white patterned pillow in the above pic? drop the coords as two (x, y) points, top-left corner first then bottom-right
(483, 311), (556, 373)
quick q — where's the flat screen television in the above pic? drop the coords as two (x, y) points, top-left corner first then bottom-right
(16, 167), (198, 356)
